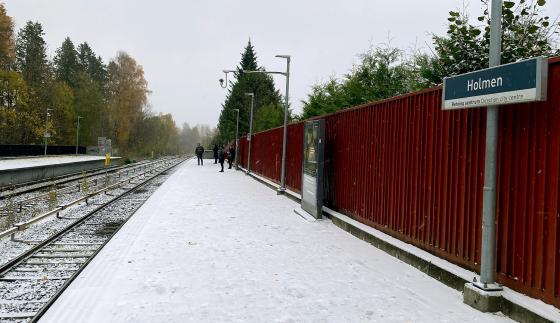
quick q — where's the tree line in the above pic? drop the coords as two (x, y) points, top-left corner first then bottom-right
(216, 0), (559, 137)
(0, 4), (211, 157)
(301, 0), (559, 119)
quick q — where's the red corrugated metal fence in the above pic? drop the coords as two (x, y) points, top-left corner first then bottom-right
(238, 123), (303, 192)
(495, 57), (560, 306)
(238, 57), (560, 307)
(322, 91), (486, 270)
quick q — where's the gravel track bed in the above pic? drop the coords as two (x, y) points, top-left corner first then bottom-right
(0, 161), (176, 268)
(0, 159), (155, 201)
(0, 167), (160, 228)
(0, 157), (169, 211)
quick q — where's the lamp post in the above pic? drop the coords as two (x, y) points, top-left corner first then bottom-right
(76, 116), (83, 155)
(244, 54), (290, 193)
(233, 108), (239, 170)
(44, 108), (53, 156)
(219, 70), (236, 88)
(245, 93), (254, 174)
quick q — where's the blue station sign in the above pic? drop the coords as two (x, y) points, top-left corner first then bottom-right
(442, 57), (548, 110)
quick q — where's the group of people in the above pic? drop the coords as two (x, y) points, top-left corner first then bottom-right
(194, 143), (236, 172)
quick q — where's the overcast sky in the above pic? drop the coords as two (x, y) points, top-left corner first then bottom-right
(5, 1), (560, 128)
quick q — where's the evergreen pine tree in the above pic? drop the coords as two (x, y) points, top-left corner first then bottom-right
(72, 42), (109, 146)
(53, 37), (79, 87)
(217, 40), (282, 143)
(77, 42), (107, 85)
(15, 21), (50, 88)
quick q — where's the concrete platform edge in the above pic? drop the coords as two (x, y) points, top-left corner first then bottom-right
(0, 157), (122, 188)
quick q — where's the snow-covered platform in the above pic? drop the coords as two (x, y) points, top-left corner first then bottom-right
(0, 155), (120, 187)
(40, 159), (511, 323)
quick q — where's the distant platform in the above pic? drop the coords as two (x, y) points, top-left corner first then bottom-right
(0, 155), (121, 187)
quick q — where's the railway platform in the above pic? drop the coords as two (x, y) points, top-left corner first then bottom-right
(0, 155), (121, 187)
(39, 158), (511, 322)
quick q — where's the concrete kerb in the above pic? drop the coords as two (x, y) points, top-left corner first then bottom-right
(237, 167), (301, 203)
(237, 167), (560, 322)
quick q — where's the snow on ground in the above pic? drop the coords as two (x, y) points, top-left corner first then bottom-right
(0, 155), (105, 171)
(40, 159), (511, 323)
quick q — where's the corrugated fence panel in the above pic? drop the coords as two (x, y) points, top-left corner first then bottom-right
(322, 90), (486, 270)
(495, 58), (560, 307)
(237, 123), (303, 193)
(241, 57), (560, 308)
(285, 123), (304, 192)
(251, 127), (283, 183)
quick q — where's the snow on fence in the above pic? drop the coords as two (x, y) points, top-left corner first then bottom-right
(237, 57), (560, 308)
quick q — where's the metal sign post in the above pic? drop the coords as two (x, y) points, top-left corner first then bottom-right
(246, 93), (254, 174)
(478, 0), (504, 292)
(44, 108), (53, 156)
(97, 137), (106, 156)
(106, 139), (112, 156)
(441, 0), (549, 292)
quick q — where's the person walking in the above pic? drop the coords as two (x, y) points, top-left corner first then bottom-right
(228, 144), (235, 169)
(218, 145), (226, 172)
(195, 143), (204, 166)
(212, 144), (219, 164)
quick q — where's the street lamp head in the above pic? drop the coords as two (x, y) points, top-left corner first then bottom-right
(244, 93), (254, 97)
(275, 54), (290, 59)
(233, 109), (239, 112)
(219, 70), (236, 89)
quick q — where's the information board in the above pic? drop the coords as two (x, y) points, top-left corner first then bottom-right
(301, 119), (325, 219)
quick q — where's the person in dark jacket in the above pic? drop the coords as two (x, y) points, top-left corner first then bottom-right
(212, 144), (219, 164)
(218, 145), (226, 172)
(228, 145), (236, 169)
(195, 143), (204, 166)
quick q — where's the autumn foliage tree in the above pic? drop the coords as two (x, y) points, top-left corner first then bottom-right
(0, 3), (187, 157)
(0, 3), (14, 70)
(107, 52), (149, 153)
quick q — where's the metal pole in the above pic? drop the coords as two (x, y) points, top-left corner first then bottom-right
(278, 56), (290, 192)
(75, 117), (81, 155)
(239, 55), (290, 182)
(44, 109), (49, 156)
(235, 109), (239, 170)
(246, 93), (254, 174)
(479, 0), (502, 290)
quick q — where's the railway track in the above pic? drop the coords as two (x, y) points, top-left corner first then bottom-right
(0, 158), (175, 231)
(0, 157), (186, 322)
(0, 157), (168, 201)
